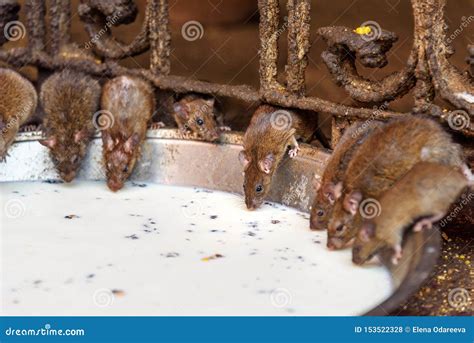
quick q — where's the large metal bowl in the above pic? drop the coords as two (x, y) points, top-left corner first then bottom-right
(0, 129), (440, 315)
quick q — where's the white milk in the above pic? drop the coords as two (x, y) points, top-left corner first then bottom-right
(0, 181), (393, 316)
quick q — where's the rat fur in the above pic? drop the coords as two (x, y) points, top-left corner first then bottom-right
(352, 162), (470, 265)
(310, 120), (383, 230)
(239, 104), (318, 210)
(39, 69), (101, 182)
(172, 93), (229, 142)
(101, 75), (155, 192)
(0, 68), (37, 161)
(327, 115), (467, 250)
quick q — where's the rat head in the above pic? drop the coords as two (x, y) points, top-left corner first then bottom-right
(352, 221), (382, 265)
(239, 150), (274, 210)
(103, 132), (141, 192)
(40, 129), (90, 182)
(310, 181), (342, 230)
(173, 97), (220, 142)
(327, 190), (362, 250)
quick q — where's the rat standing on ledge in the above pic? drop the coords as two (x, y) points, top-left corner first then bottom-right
(327, 116), (468, 250)
(40, 70), (101, 182)
(239, 104), (318, 210)
(352, 162), (471, 265)
(310, 121), (383, 231)
(101, 75), (155, 192)
(0, 68), (37, 161)
(172, 94), (229, 142)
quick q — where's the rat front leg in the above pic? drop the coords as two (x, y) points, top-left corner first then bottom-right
(150, 122), (166, 130)
(288, 135), (300, 158)
(391, 244), (403, 265)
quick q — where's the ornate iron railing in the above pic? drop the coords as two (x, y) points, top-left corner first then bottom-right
(0, 0), (472, 145)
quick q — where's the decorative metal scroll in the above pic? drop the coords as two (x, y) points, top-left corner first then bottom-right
(0, 0), (472, 142)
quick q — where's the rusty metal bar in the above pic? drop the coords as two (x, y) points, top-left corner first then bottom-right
(0, 0), (472, 139)
(24, 0), (46, 52)
(149, 0), (171, 75)
(285, 0), (311, 96)
(258, 0), (281, 91)
(49, 0), (71, 54)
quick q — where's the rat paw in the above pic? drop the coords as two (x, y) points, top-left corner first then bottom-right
(0, 152), (9, 163)
(413, 218), (433, 232)
(288, 146), (300, 158)
(150, 122), (166, 130)
(219, 126), (231, 132)
(391, 245), (403, 265)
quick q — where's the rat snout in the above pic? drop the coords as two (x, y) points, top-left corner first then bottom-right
(310, 215), (324, 231)
(327, 238), (344, 250)
(107, 178), (124, 192)
(61, 171), (76, 183)
(352, 247), (364, 265)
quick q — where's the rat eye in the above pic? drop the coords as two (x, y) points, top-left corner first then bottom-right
(196, 118), (204, 126)
(317, 209), (324, 217)
(123, 166), (129, 173)
(255, 184), (263, 193)
(336, 225), (345, 232)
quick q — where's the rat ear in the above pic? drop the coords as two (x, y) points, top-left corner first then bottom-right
(359, 222), (376, 242)
(39, 136), (57, 148)
(74, 129), (89, 143)
(323, 182), (343, 204)
(173, 102), (188, 119)
(343, 190), (362, 216)
(313, 176), (322, 191)
(258, 153), (274, 174)
(102, 132), (114, 151)
(204, 98), (215, 107)
(239, 150), (250, 169)
(124, 133), (140, 153)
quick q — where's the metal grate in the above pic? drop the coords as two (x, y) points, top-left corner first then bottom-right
(0, 0), (472, 144)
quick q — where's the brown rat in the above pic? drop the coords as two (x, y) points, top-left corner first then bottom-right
(172, 94), (229, 142)
(352, 162), (470, 265)
(327, 115), (468, 250)
(101, 75), (155, 192)
(310, 120), (383, 231)
(40, 69), (100, 182)
(0, 68), (37, 161)
(239, 104), (318, 210)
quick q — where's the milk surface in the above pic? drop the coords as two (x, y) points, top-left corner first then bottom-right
(0, 181), (393, 315)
